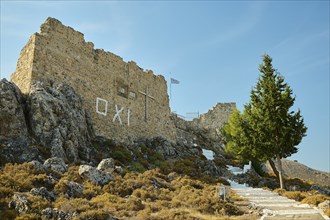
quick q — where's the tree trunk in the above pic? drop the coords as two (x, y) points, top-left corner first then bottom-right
(268, 159), (280, 179)
(276, 154), (284, 189)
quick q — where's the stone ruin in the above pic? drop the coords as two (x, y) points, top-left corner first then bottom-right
(9, 17), (236, 145)
(10, 17), (176, 142)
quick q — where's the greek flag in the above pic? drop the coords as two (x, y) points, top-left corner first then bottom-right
(171, 78), (180, 84)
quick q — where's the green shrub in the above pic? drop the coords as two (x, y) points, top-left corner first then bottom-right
(130, 162), (146, 172)
(285, 178), (312, 191)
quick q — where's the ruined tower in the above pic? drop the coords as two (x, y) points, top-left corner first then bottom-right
(11, 17), (176, 142)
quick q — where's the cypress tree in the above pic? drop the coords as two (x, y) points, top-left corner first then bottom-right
(223, 54), (307, 189)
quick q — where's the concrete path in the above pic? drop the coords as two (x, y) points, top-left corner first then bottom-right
(230, 181), (328, 220)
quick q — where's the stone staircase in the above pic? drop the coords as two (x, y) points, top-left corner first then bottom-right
(231, 181), (328, 220)
(227, 165), (328, 219)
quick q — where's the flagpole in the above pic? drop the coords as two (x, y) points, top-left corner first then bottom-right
(170, 79), (172, 101)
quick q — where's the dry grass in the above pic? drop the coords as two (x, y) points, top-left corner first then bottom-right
(0, 163), (248, 219)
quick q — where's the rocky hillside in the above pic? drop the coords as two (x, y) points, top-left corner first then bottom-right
(263, 159), (330, 187)
(1, 78), (330, 219)
(0, 78), (252, 219)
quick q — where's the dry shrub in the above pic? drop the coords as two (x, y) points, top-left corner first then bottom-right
(324, 208), (330, 217)
(28, 194), (50, 213)
(78, 209), (110, 220)
(14, 213), (40, 220)
(0, 163), (246, 219)
(283, 191), (307, 201)
(301, 194), (329, 206)
(60, 166), (83, 183)
(82, 181), (102, 199)
(273, 188), (286, 195)
(54, 197), (90, 213)
(0, 163), (48, 193)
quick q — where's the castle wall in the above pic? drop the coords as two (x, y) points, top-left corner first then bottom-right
(195, 102), (236, 141)
(10, 35), (36, 94)
(11, 18), (176, 142)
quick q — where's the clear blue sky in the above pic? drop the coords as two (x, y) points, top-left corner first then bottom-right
(1, 1), (329, 172)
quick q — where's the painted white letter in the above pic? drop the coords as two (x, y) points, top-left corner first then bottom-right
(113, 104), (124, 125)
(96, 97), (108, 116)
(127, 109), (131, 126)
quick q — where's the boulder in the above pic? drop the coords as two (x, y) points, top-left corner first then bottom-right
(41, 208), (79, 220)
(61, 180), (84, 197)
(8, 193), (29, 214)
(30, 187), (56, 201)
(44, 157), (68, 174)
(114, 166), (124, 175)
(79, 165), (114, 185)
(97, 158), (115, 171)
(28, 160), (46, 172)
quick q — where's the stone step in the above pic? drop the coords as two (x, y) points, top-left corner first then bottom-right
(236, 192), (279, 197)
(250, 199), (297, 203)
(263, 208), (322, 215)
(247, 196), (294, 200)
(256, 202), (299, 207)
(227, 168), (328, 220)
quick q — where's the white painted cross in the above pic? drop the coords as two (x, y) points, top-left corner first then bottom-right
(139, 86), (155, 122)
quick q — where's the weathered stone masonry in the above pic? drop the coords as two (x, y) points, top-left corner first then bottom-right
(11, 17), (176, 142)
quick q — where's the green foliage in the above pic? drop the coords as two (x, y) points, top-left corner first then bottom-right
(222, 109), (257, 161)
(112, 148), (132, 164)
(222, 54), (307, 189)
(130, 161), (146, 172)
(223, 54), (307, 163)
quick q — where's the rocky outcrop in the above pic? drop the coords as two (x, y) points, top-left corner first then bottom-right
(0, 79), (27, 139)
(134, 136), (200, 160)
(0, 79), (94, 164)
(194, 102), (236, 142)
(0, 79), (41, 164)
(28, 81), (94, 162)
(79, 165), (114, 185)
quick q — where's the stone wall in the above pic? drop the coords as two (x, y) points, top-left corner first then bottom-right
(194, 102), (236, 141)
(10, 17), (176, 142)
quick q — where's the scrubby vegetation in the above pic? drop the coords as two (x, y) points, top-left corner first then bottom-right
(274, 188), (330, 217)
(0, 161), (254, 219)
